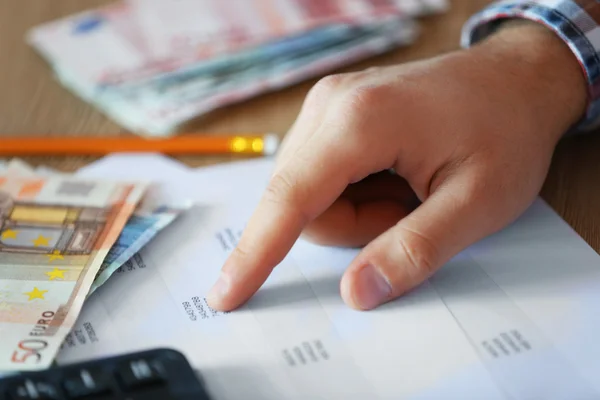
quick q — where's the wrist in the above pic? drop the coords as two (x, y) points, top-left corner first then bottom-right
(465, 20), (588, 142)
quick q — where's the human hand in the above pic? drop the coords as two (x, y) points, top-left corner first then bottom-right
(206, 22), (588, 311)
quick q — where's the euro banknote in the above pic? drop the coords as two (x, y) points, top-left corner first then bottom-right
(3, 160), (190, 297)
(52, 19), (418, 136)
(0, 170), (146, 372)
(87, 195), (190, 296)
(26, 0), (448, 136)
(27, 0), (447, 87)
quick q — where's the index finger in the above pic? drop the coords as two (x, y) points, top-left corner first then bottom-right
(205, 133), (356, 311)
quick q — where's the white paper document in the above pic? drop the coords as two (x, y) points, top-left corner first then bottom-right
(56, 155), (600, 399)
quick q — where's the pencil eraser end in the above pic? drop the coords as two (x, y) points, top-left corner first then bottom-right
(263, 133), (280, 156)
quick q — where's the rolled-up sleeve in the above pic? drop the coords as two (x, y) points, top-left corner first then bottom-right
(461, 1), (600, 131)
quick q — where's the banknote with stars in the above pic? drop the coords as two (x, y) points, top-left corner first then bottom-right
(0, 171), (146, 372)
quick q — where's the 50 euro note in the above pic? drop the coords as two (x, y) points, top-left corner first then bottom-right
(0, 172), (147, 372)
(3, 159), (190, 297)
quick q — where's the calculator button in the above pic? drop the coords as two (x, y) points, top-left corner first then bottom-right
(62, 368), (112, 399)
(7, 379), (60, 400)
(116, 359), (165, 391)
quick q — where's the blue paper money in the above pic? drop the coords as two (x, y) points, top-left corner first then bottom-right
(87, 205), (187, 296)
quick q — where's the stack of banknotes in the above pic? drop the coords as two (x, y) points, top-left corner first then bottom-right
(27, 0), (449, 137)
(0, 159), (190, 373)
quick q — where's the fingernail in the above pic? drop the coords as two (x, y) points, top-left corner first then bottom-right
(206, 272), (231, 303)
(354, 264), (392, 310)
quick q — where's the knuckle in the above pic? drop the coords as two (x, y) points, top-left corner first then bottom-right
(313, 84), (393, 159)
(343, 84), (386, 111)
(394, 227), (440, 277)
(460, 162), (502, 204)
(336, 84), (389, 129)
(265, 171), (298, 204)
(264, 171), (311, 224)
(315, 74), (345, 92)
(231, 243), (252, 261)
(307, 74), (345, 104)
(363, 66), (381, 74)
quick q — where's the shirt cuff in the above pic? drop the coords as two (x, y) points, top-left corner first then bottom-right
(460, 1), (600, 132)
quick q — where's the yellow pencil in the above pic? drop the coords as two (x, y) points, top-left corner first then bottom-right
(0, 133), (280, 156)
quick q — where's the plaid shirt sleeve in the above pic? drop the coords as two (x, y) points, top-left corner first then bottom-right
(461, 1), (600, 132)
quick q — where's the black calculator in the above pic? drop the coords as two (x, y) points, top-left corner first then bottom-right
(0, 348), (212, 400)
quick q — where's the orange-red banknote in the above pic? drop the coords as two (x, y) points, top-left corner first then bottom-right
(0, 172), (146, 372)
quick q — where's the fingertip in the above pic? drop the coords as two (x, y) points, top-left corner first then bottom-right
(205, 248), (256, 312)
(339, 272), (358, 310)
(341, 263), (393, 311)
(205, 270), (234, 311)
(206, 240), (281, 312)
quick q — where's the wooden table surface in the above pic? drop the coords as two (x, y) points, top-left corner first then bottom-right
(1, 0), (599, 252)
